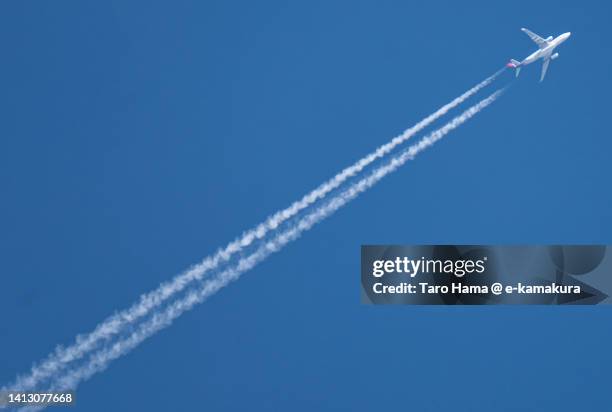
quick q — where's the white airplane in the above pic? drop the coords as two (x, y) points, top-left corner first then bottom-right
(507, 28), (571, 82)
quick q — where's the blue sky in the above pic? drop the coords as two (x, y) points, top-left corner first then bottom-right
(1, 1), (611, 410)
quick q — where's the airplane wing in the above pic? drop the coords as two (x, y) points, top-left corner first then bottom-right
(540, 58), (550, 82)
(521, 28), (548, 49)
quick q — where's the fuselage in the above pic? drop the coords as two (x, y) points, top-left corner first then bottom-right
(522, 32), (571, 65)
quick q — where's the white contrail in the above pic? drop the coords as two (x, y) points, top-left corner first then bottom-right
(4, 69), (505, 393)
(38, 89), (505, 399)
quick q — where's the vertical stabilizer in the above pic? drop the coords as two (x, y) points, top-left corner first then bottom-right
(507, 59), (522, 77)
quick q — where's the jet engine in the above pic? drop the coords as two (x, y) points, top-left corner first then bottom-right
(546, 36), (553, 41)
(551, 52), (559, 60)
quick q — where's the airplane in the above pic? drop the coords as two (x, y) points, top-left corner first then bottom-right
(507, 28), (571, 82)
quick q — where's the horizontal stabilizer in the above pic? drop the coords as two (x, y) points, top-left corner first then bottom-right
(507, 59), (522, 77)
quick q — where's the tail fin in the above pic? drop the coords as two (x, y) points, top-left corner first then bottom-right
(506, 59), (522, 77)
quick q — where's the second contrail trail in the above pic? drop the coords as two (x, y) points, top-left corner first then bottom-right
(38, 88), (505, 400)
(5, 69), (505, 393)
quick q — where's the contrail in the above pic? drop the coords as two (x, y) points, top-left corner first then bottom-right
(36, 88), (505, 400)
(4, 69), (505, 393)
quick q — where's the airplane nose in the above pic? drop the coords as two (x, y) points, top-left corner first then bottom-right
(566, 32), (572, 37)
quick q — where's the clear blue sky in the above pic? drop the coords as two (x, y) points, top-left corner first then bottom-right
(1, 1), (611, 411)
